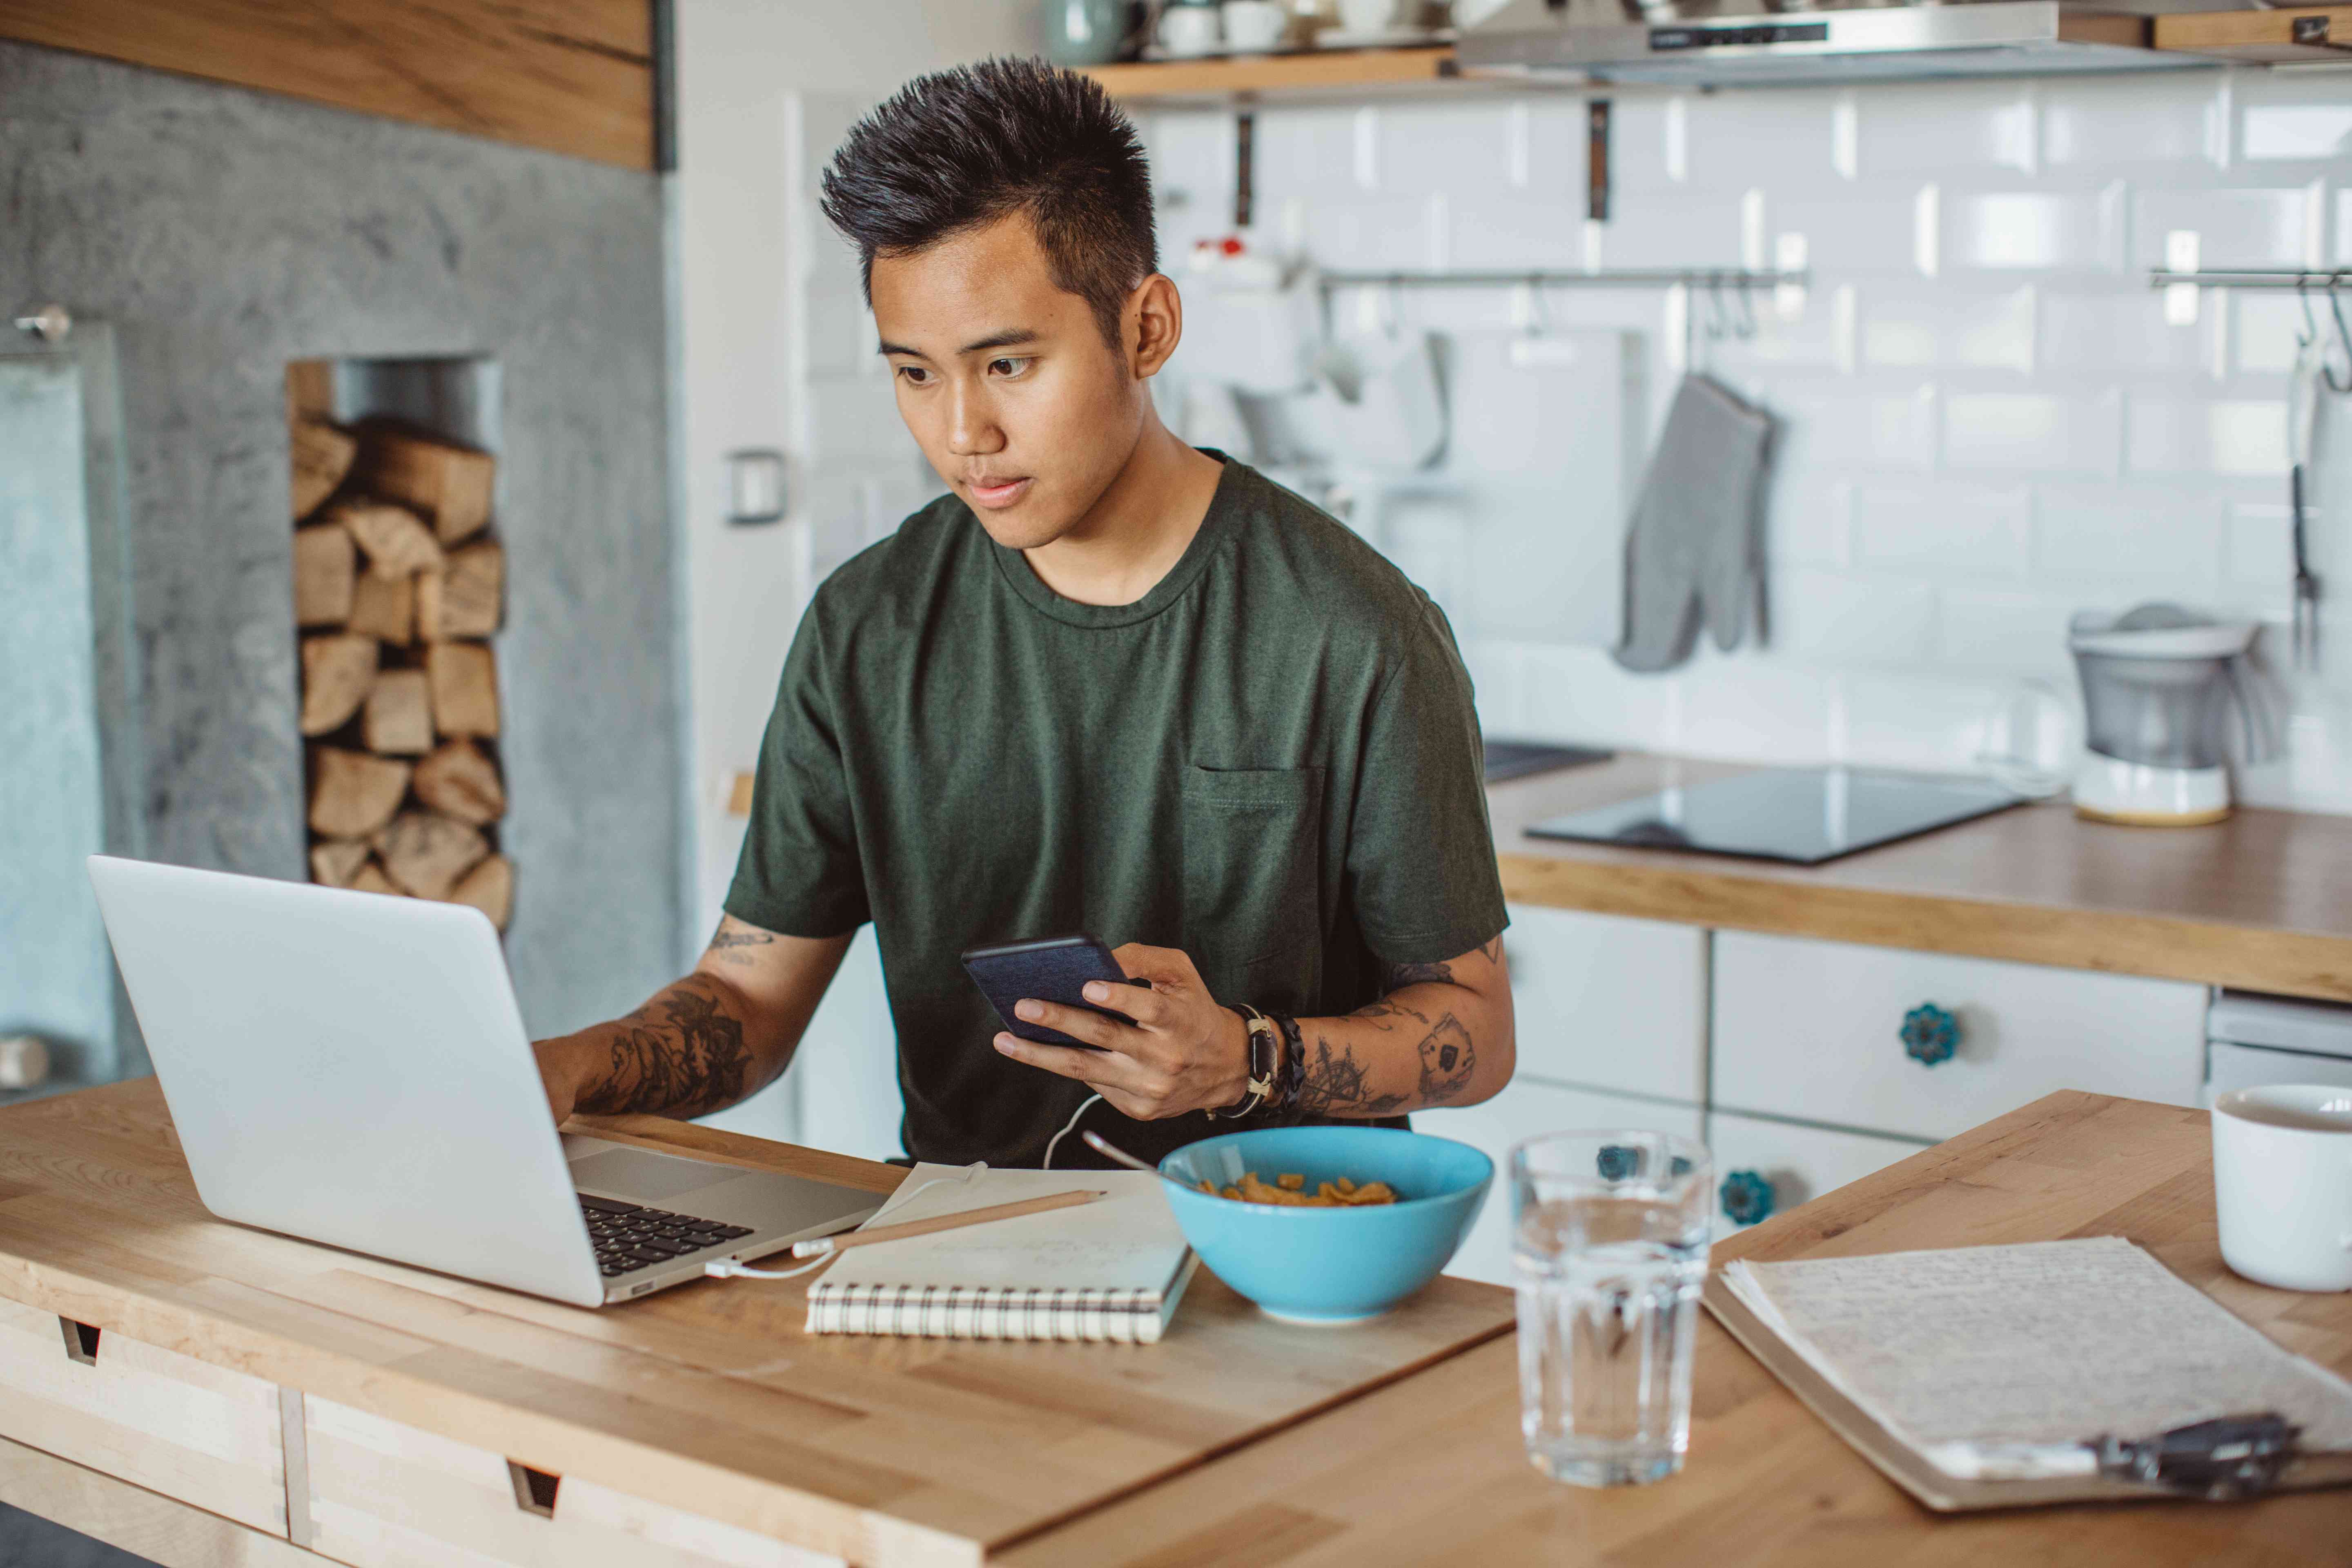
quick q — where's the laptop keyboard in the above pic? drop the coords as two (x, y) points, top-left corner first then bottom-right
(580, 1193), (753, 1279)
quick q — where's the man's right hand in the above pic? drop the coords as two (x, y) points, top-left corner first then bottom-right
(524, 917), (853, 1125)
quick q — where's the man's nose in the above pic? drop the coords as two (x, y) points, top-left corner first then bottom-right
(944, 383), (1004, 457)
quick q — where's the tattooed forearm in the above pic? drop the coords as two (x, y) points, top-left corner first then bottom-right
(1298, 1037), (1411, 1116)
(571, 975), (754, 1118)
(1412, 1013), (1475, 1105)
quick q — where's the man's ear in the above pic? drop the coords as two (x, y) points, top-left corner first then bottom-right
(1127, 274), (1184, 379)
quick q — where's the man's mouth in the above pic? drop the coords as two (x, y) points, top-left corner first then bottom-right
(965, 475), (1032, 510)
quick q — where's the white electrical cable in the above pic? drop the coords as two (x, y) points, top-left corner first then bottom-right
(1042, 1093), (1102, 1171)
(702, 1160), (989, 1281)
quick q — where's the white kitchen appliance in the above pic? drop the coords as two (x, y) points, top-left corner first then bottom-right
(2069, 604), (2258, 826)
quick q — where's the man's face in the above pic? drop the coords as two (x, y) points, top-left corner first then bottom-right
(870, 214), (1145, 550)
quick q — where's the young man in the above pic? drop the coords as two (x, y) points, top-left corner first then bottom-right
(534, 58), (1513, 1169)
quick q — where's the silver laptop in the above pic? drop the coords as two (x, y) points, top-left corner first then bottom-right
(86, 855), (883, 1307)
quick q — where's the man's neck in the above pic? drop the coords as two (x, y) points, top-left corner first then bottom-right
(1020, 421), (1226, 608)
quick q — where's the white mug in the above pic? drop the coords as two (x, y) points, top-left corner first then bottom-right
(1158, 2), (1222, 56)
(1336, 0), (1399, 32)
(2213, 1083), (2352, 1292)
(1221, 0), (1289, 52)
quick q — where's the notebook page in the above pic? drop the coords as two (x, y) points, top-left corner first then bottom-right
(1724, 1237), (2352, 1467)
(822, 1165), (1187, 1295)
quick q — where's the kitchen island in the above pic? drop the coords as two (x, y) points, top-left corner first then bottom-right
(4, 1085), (2345, 1565)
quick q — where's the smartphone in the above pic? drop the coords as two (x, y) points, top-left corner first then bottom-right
(962, 933), (1147, 1050)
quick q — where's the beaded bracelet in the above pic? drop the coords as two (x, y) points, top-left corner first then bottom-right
(1268, 1013), (1306, 1116)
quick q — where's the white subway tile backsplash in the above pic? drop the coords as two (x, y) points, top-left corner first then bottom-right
(1856, 83), (2037, 177)
(2131, 186), (2321, 271)
(1948, 190), (2117, 273)
(1855, 483), (2031, 572)
(1860, 287), (2036, 372)
(1934, 587), (2080, 675)
(2226, 502), (2296, 586)
(1943, 391), (2121, 474)
(1771, 569), (1937, 664)
(2241, 103), (2352, 163)
(2125, 398), (2290, 477)
(2034, 484), (2225, 579)
(1194, 82), (2352, 811)
(2042, 76), (2217, 169)
(1677, 94), (1842, 189)
(1768, 383), (1938, 473)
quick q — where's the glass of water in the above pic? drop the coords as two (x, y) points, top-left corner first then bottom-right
(1511, 1129), (1713, 1488)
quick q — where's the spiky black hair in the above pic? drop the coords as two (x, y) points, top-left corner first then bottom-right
(817, 57), (1159, 351)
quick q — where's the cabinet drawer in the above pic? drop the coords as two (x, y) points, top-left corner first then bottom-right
(1705, 1111), (1926, 1237)
(2206, 1040), (2352, 1102)
(1423, 1079), (1704, 1287)
(1711, 933), (2205, 1142)
(1504, 903), (1706, 1104)
(0, 1294), (286, 1533)
(303, 1395), (840, 1568)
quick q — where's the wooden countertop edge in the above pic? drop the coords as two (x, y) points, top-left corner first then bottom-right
(1498, 851), (2352, 1003)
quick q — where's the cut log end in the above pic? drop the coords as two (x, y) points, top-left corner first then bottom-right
(425, 642), (499, 737)
(412, 738), (506, 825)
(349, 860), (405, 897)
(291, 419), (358, 521)
(374, 810), (490, 901)
(309, 748), (412, 840)
(355, 427), (495, 546)
(418, 541), (503, 641)
(348, 570), (416, 645)
(362, 669), (434, 755)
(293, 526), (356, 628)
(446, 854), (514, 931)
(309, 839), (371, 889)
(330, 498), (445, 579)
(299, 634), (379, 737)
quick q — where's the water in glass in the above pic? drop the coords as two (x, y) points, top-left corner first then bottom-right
(1512, 1131), (1712, 1488)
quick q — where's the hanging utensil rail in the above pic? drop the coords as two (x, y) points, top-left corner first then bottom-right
(2146, 269), (2352, 290)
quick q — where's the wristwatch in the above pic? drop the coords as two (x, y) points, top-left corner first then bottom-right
(1214, 1004), (1276, 1119)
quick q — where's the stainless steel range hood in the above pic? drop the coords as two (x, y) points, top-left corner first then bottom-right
(1457, 0), (2211, 86)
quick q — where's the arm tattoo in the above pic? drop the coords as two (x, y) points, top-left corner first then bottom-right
(706, 919), (777, 971)
(572, 975), (753, 1118)
(1413, 1013), (1476, 1105)
(1380, 957), (1455, 991)
(1298, 1037), (1411, 1116)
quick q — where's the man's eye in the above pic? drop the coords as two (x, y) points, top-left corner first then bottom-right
(895, 365), (932, 386)
(988, 357), (1032, 378)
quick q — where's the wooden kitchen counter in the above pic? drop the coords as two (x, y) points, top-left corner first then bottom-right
(0, 1078), (1514, 1568)
(1004, 1091), (2352, 1566)
(1491, 753), (2352, 1002)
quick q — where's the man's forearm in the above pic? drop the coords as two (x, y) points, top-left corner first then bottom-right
(1290, 948), (1514, 1118)
(557, 972), (778, 1120)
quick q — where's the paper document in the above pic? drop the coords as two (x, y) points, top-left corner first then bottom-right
(1722, 1236), (2352, 1479)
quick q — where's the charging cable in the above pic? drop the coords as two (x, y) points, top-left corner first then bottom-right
(1042, 1093), (1101, 1171)
(702, 1160), (989, 1281)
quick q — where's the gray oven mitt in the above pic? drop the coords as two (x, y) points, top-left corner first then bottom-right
(1613, 374), (1774, 674)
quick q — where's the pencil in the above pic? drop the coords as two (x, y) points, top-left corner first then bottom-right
(788, 1188), (1107, 1258)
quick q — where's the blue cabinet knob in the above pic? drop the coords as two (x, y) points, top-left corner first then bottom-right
(1900, 1002), (1959, 1067)
(1719, 1169), (1775, 1226)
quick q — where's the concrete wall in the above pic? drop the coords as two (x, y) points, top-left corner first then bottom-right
(0, 40), (685, 1051)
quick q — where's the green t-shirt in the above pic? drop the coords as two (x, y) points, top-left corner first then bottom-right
(726, 455), (1507, 1169)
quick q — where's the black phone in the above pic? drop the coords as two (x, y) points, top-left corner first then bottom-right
(961, 933), (1147, 1050)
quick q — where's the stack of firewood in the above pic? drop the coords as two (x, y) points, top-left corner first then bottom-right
(290, 408), (513, 931)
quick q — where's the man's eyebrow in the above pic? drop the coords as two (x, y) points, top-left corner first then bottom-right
(875, 339), (925, 359)
(958, 329), (1041, 355)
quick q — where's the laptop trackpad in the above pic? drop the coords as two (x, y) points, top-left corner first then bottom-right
(568, 1145), (733, 1203)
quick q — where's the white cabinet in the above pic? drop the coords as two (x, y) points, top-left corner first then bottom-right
(1424, 1080), (1704, 1287)
(1704, 1111), (1926, 1237)
(1503, 903), (1708, 1104)
(1711, 932), (2206, 1143)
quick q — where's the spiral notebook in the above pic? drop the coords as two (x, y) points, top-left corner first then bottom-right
(804, 1165), (1197, 1344)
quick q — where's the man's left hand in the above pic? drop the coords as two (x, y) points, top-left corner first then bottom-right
(993, 942), (1250, 1120)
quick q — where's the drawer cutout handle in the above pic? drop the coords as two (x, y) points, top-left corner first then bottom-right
(58, 1317), (101, 1366)
(1719, 1169), (1775, 1227)
(508, 1461), (562, 1519)
(1900, 1002), (1959, 1068)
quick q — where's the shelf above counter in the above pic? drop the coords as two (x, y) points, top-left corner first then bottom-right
(1079, 45), (1496, 103)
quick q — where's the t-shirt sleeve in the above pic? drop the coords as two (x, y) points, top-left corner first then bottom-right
(723, 612), (871, 938)
(1344, 598), (1510, 967)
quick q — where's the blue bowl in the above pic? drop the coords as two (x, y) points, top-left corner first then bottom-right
(1160, 1126), (1493, 1323)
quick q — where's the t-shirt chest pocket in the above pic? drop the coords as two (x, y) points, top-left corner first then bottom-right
(1181, 764), (1323, 1010)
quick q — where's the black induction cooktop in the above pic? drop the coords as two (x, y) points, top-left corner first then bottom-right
(1526, 766), (2026, 866)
